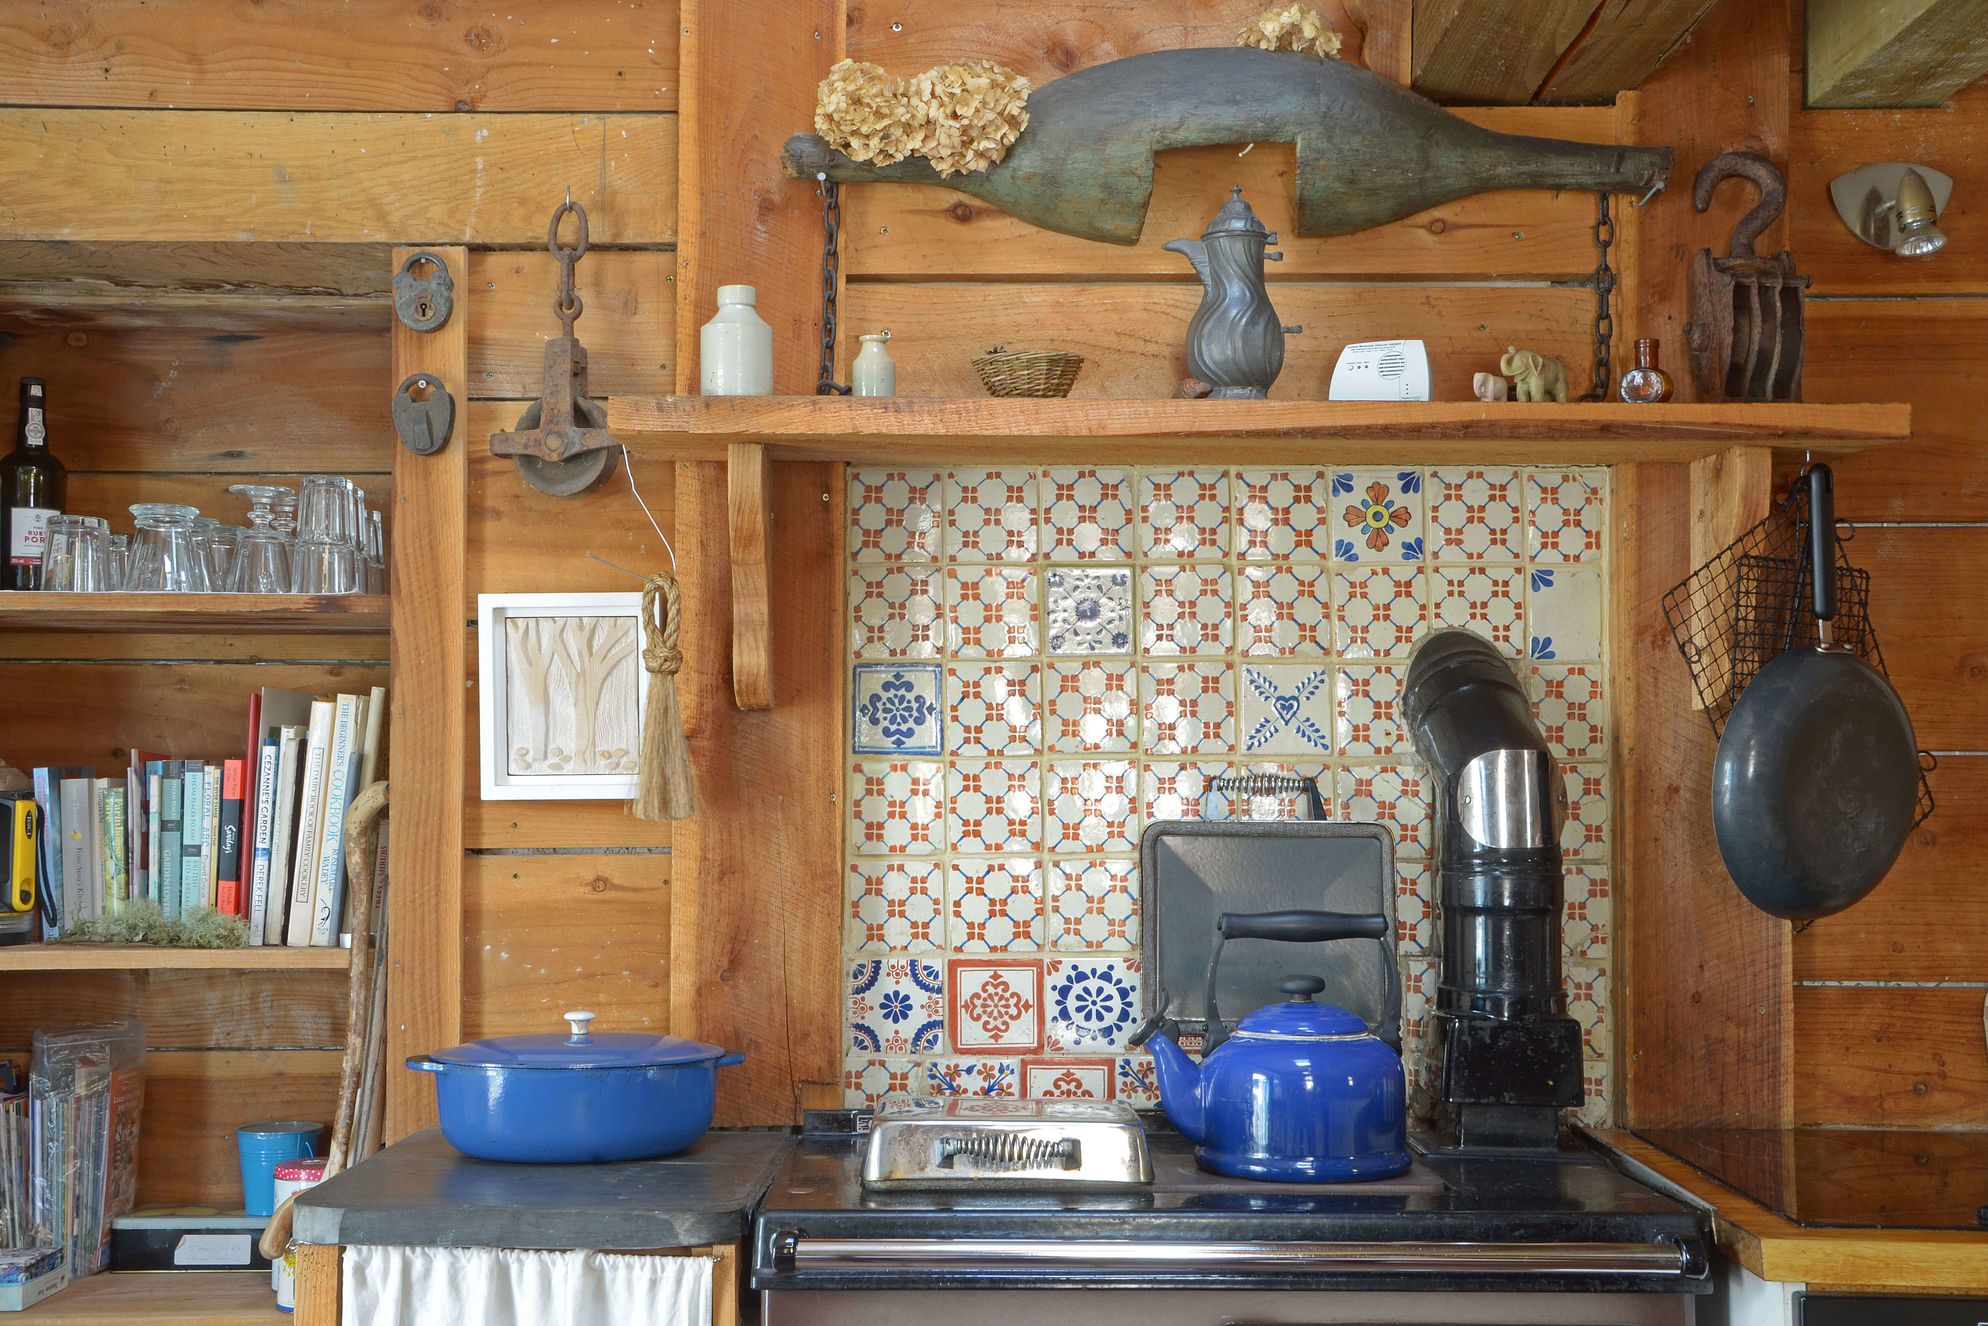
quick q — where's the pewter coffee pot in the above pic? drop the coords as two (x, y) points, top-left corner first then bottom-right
(1165, 187), (1302, 399)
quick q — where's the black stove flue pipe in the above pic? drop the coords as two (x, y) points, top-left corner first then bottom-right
(1401, 630), (1584, 1150)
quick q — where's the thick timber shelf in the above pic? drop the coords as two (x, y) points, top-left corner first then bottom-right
(0, 593), (389, 634)
(0, 944), (349, 971)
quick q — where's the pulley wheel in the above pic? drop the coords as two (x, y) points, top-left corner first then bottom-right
(510, 396), (618, 498)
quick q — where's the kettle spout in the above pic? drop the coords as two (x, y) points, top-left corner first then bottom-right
(1133, 1026), (1206, 1143)
(1162, 237), (1210, 287)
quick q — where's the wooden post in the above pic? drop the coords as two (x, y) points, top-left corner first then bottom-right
(293, 1243), (342, 1326)
(386, 246), (468, 1139)
(727, 442), (774, 710)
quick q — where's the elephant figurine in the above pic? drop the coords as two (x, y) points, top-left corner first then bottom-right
(1472, 371), (1509, 403)
(1500, 346), (1570, 403)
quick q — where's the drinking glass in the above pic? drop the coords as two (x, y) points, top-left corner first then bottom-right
(39, 515), (111, 592)
(293, 476), (359, 594)
(125, 503), (211, 592)
(195, 522), (241, 592)
(107, 534), (129, 591)
(226, 484), (295, 594)
(291, 539), (357, 594)
(362, 509), (386, 594)
(270, 490), (299, 542)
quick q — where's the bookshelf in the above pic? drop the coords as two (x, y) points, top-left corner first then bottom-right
(16, 1268), (285, 1323)
(0, 945), (349, 972)
(0, 594), (389, 634)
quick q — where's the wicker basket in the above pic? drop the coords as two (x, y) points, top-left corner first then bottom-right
(971, 348), (1084, 398)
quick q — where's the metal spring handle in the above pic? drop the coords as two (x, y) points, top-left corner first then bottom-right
(1208, 772), (1325, 821)
(936, 1133), (1078, 1171)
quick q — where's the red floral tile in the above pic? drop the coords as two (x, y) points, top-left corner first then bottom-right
(850, 564), (942, 659)
(1047, 858), (1139, 951)
(1236, 468), (1332, 560)
(947, 469), (1037, 562)
(1428, 466), (1521, 564)
(1563, 864), (1611, 962)
(1332, 469), (1425, 562)
(849, 468), (942, 562)
(1332, 565), (1427, 658)
(945, 565), (1037, 658)
(923, 1059), (1021, 1098)
(1045, 760), (1137, 853)
(1141, 662), (1235, 754)
(849, 760), (942, 856)
(947, 858), (1044, 953)
(1527, 468), (1607, 563)
(1335, 764), (1432, 857)
(1430, 565), (1525, 657)
(1333, 663), (1406, 758)
(847, 860), (942, 953)
(1140, 760), (1234, 823)
(843, 1055), (917, 1109)
(1140, 564), (1233, 655)
(1140, 470), (1230, 558)
(1021, 1057), (1114, 1099)
(946, 760), (1041, 855)
(947, 958), (1043, 1054)
(946, 662), (1041, 757)
(1561, 763), (1608, 861)
(1531, 663), (1605, 759)
(1240, 562), (1331, 657)
(1044, 468), (1133, 561)
(1046, 660), (1137, 753)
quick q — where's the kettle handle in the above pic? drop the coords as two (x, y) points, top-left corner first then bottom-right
(1203, 910), (1389, 1055)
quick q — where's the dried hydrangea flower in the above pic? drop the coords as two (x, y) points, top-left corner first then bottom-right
(1236, 3), (1344, 59)
(815, 58), (925, 167)
(906, 58), (1031, 178)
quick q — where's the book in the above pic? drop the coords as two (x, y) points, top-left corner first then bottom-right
(240, 691), (262, 869)
(30, 768), (59, 935)
(215, 760), (246, 918)
(178, 764), (205, 916)
(97, 786), (127, 917)
(310, 693), (364, 947)
(264, 727), (306, 947)
(58, 777), (93, 924)
(245, 740), (280, 946)
(143, 767), (163, 909)
(157, 763), (183, 922)
(285, 701), (335, 947)
(87, 780), (109, 919)
(204, 764), (221, 909)
(123, 749), (161, 907)
(346, 685), (388, 941)
(247, 689), (314, 889)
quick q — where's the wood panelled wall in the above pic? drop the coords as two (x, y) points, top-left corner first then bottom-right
(0, 1), (679, 1194)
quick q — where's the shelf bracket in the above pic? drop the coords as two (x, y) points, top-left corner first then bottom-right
(1685, 443), (1774, 711)
(727, 441), (774, 710)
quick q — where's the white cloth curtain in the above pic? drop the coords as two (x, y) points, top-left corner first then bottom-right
(342, 1245), (714, 1326)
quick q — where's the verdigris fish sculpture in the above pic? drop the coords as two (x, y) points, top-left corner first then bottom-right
(783, 47), (1671, 245)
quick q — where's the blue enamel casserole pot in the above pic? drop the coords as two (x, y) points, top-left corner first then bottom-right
(409, 1011), (745, 1164)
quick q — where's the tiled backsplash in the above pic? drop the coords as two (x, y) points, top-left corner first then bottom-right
(844, 466), (1612, 1124)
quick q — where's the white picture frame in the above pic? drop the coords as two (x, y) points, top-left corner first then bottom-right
(477, 592), (647, 801)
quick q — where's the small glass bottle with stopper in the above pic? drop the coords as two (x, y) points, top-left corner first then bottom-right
(1617, 338), (1674, 404)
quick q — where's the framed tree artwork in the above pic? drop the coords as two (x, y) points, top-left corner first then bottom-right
(477, 592), (647, 800)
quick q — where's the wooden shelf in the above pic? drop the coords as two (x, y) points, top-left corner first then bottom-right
(0, 944), (349, 972)
(606, 396), (1914, 464)
(0, 594), (389, 634)
(22, 1269), (284, 1322)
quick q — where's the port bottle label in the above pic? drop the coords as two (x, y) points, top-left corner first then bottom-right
(21, 407), (42, 447)
(7, 507), (53, 566)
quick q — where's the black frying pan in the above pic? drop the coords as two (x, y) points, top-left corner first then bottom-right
(1712, 465), (1919, 920)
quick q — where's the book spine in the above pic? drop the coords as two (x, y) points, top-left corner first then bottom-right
(215, 760), (245, 917)
(265, 730), (304, 948)
(178, 766), (205, 916)
(285, 704), (333, 947)
(58, 779), (91, 926)
(157, 764), (183, 923)
(31, 770), (58, 937)
(204, 764), (221, 909)
(143, 772), (161, 908)
(97, 789), (127, 916)
(245, 743), (279, 945)
(310, 696), (360, 947)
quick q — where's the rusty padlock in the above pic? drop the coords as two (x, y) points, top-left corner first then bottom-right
(393, 251), (455, 333)
(391, 374), (455, 456)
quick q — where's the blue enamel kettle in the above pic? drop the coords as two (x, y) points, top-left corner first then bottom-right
(1130, 909), (1410, 1182)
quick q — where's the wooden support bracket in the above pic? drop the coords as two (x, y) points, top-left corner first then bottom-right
(1683, 444), (1773, 711)
(727, 441), (774, 710)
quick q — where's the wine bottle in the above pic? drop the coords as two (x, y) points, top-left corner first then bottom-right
(1, 378), (65, 590)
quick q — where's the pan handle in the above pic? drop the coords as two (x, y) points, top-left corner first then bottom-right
(1808, 464), (1836, 626)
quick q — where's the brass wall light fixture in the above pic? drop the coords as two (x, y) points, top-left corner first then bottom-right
(1831, 162), (1953, 257)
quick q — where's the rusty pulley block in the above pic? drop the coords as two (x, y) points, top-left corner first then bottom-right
(1684, 152), (1810, 402)
(489, 199), (619, 497)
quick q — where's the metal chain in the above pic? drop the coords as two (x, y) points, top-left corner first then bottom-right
(1581, 191), (1615, 401)
(549, 197), (589, 338)
(816, 175), (850, 395)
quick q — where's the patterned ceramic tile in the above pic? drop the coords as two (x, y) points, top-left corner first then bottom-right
(843, 1056), (917, 1109)
(1565, 964), (1610, 1059)
(1231, 761), (1330, 821)
(1140, 564), (1234, 655)
(1044, 469), (1134, 561)
(946, 760), (1041, 855)
(1114, 1053), (1160, 1107)
(1531, 664), (1606, 759)
(1333, 566), (1427, 658)
(1048, 858), (1139, 951)
(1332, 469), (1425, 562)
(1140, 470), (1230, 558)
(948, 858), (1045, 953)
(1239, 562), (1331, 657)
(851, 564), (942, 658)
(1046, 660), (1138, 753)
(1429, 564), (1526, 659)
(1044, 566), (1134, 655)
(1045, 957), (1145, 1052)
(1139, 760), (1233, 823)
(1428, 466), (1522, 563)
(1396, 858), (1434, 954)
(1022, 1057), (1114, 1099)
(849, 468), (942, 562)
(1141, 662), (1235, 755)
(849, 958), (946, 1054)
(1240, 663), (1334, 755)
(1562, 763), (1609, 861)
(1045, 760), (1138, 853)
(1563, 864), (1611, 963)
(945, 663), (1040, 757)
(1526, 565), (1603, 662)
(947, 957), (1044, 1052)
(1527, 468), (1608, 563)
(1236, 468), (1332, 560)
(849, 760), (943, 855)
(1336, 764), (1432, 857)
(946, 565), (1037, 658)
(853, 663), (943, 755)
(847, 860), (943, 953)
(1333, 663), (1406, 758)
(924, 1059), (1020, 1098)
(1577, 1057), (1613, 1129)
(1400, 955), (1438, 1047)
(947, 469), (1037, 563)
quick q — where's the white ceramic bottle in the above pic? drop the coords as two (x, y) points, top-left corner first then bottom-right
(851, 331), (896, 398)
(699, 284), (774, 396)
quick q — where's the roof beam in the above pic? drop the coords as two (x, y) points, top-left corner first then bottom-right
(1412, 0), (1598, 104)
(1808, 0), (1988, 108)
(1537, 0), (1724, 104)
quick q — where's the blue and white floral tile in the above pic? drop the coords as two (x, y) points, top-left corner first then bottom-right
(1527, 468), (1607, 563)
(849, 958), (946, 1055)
(843, 1055), (917, 1109)
(945, 662), (1040, 757)
(1046, 659), (1138, 753)
(1232, 761), (1329, 821)
(1240, 663), (1334, 756)
(853, 662), (943, 755)
(1331, 469), (1425, 563)
(1564, 964), (1610, 1059)
(1045, 956), (1144, 1052)
(850, 564), (942, 658)
(1429, 566), (1525, 659)
(1236, 468), (1331, 561)
(849, 760), (942, 855)
(1048, 858), (1139, 951)
(924, 1058), (1020, 1098)
(1428, 466), (1522, 563)
(1333, 565), (1427, 658)
(1333, 663), (1406, 758)
(1395, 858), (1433, 954)
(947, 469), (1037, 563)
(1139, 759), (1234, 823)
(1530, 663), (1606, 760)
(945, 564), (1037, 658)
(1563, 864), (1611, 963)
(1022, 1056), (1114, 1100)
(1141, 662), (1236, 755)
(848, 860), (942, 954)
(849, 468), (942, 563)
(1044, 469), (1134, 561)
(946, 760), (1041, 856)
(1336, 764), (1433, 858)
(947, 956), (1044, 1053)
(1114, 1053), (1160, 1107)
(1140, 470), (1230, 559)
(1561, 763), (1609, 862)
(1044, 566), (1133, 655)
(947, 858), (1045, 954)
(1239, 562), (1331, 657)
(1140, 564), (1235, 655)
(1044, 760), (1138, 853)
(1526, 565), (1603, 662)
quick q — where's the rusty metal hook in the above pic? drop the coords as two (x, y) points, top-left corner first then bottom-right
(548, 197), (590, 261)
(1692, 151), (1787, 261)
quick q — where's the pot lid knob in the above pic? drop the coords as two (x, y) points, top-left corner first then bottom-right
(1279, 975), (1327, 1003)
(563, 1010), (596, 1044)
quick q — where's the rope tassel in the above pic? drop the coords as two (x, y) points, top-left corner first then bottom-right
(633, 572), (696, 821)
